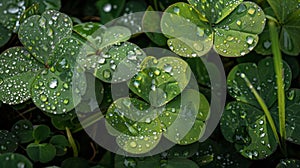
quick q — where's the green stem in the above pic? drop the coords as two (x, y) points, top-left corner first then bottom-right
(72, 112), (104, 133)
(66, 127), (78, 157)
(240, 73), (282, 150)
(268, 20), (287, 155)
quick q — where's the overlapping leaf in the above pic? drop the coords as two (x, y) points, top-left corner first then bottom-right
(221, 57), (292, 159)
(161, 1), (266, 57)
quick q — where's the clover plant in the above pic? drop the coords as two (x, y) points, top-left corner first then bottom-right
(0, 0), (300, 167)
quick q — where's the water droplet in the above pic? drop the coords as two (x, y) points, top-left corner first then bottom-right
(237, 4), (247, 13)
(154, 69), (160, 76)
(63, 83), (69, 89)
(63, 99), (69, 105)
(103, 70), (111, 79)
(246, 36), (254, 45)
(133, 81), (140, 88)
(164, 64), (173, 73)
(240, 73), (246, 78)
(263, 40), (271, 49)
(47, 28), (53, 37)
(227, 35), (234, 41)
(173, 7), (180, 14)
(247, 7), (256, 16)
(130, 141), (137, 148)
(40, 94), (48, 102)
(39, 17), (46, 28)
(103, 3), (112, 12)
(8, 5), (19, 14)
(17, 162), (25, 168)
(236, 20), (242, 26)
(0, 78), (3, 85)
(49, 78), (58, 89)
(1, 145), (7, 150)
(240, 51), (246, 56)
(98, 58), (106, 64)
(287, 90), (295, 100)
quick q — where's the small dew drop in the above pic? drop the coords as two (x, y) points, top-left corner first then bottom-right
(103, 3), (112, 12)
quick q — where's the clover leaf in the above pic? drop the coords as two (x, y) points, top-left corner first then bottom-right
(128, 56), (191, 107)
(255, 0), (300, 55)
(161, 0), (266, 57)
(0, 47), (42, 105)
(0, 10), (86, 114)
(221, 57), (292, 159)
(0, 0), (26, 31)
(106, 88), (210, 154)
(73, 22), (147, 83)
(0, 130), (19, 154)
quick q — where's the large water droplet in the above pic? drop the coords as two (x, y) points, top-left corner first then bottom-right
(103, 70), (111, 79)
(49, 78), (58, 89)
(164, 64), (173, 73)
(103, 3), (112, 12)
(247, 7), (256, 16)
(236, 20), (242, 26)
(129, 141), (137, 148)
(173, 7), (180, 14)
(237, 4), (247, 13)
(246, 36), (254, 45)
(8, 5), (19, 14)
(17, 162), (25, 168)
(40, 94), (48, 102)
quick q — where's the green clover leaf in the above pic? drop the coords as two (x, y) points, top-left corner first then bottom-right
(74, 22), (147, 83)
(161, 0), (266, 57)
(221, 57), (292, 159)
(256, 0), (300, 55)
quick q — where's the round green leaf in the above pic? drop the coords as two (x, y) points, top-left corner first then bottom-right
(33, 124), (50, 142)
(49, 135), (69, 156)
(277, 159), (300, 168)
(220, 102), (277, 160)
(31, 38), (86, 114)
(26, 143), (56, 163)
(0, 130), (19, 154)
(214, 2), (266, 57)
(161, 2), (213, 57)
(0, 153), (32, 168)
(11, 120), (34, 143)
(227, 57), (292, 108)
(129, 56), (191, 107)
(91, 42), (146, 83)
(0, 0), (26, 31)
(0, 47), (42, 105)
(18, 10), (72, 65)
(0, 25), (11, 47)
(114, 155), (161, 168)
(161, 1), (265, 57)
(159, 89), (209, 145)
(106, 97), (163, 154)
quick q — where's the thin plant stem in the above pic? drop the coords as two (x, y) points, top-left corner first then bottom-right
(66, 127), (78, 157)
(268, 20), (287, 155)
